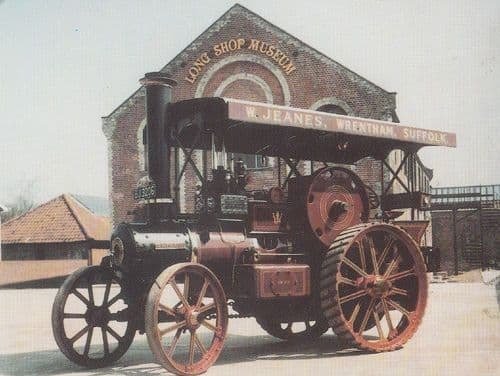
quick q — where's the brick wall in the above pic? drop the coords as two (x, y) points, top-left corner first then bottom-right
(103, 5), (396, 226)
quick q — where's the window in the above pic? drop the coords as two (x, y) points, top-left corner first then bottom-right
(316, 104), (348, 115)
(231, 153), (268, 169)
(137, 119), (147, 171)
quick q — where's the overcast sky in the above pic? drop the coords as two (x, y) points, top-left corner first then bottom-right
(0, 0), (499, 205)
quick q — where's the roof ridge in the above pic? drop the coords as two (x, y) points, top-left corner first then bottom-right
(61, 194), (92, 241)
(2, 195), (59, 226)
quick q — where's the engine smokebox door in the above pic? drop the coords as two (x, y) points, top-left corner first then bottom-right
(234, 264), (310, 299)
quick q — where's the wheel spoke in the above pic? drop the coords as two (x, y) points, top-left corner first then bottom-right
(83, 327), (93, 357)
(368, 237), (379, 275)
(356, 240), (367, 272)
(63, 313), (86, 319)
(103, 280), (112, 305)
(358, 298), (376, 334)
(72, 289), (89, 306)
(337, 275), (357, 286)
(195, 280), (209, 309)
(70, 325), (89, 343)
(342, 257), (369, 277)
(106, 292), (123, 308)
(200, 319), (217, 332)
(87, 278), (94, 306)
(184, 274), (190, 303)
(102, 327), (109, 356)
(349, 303), (361, 325)
(373, 308), (386, 340)
(383, 255), (401, 278)
(106, 325), (123, 342)
(167, 329), (182, 356)
(391, 286), (409, 297)
(387, 268), (415, 282)
(386, 298), (411, 318)
(188, 331), (195, 365)
(159, 303), (176, 317)
(381, 299), (395, 333)
(170, 280), (190, 308)
(377, 238), (395, 269)
(193, 332), (207, 355)
(339, 289), (368, 304)
(197, 302), (216, 315)
(160, 320), (187, 337)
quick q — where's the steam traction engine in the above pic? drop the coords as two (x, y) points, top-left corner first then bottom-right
(52, 73), (457, 375)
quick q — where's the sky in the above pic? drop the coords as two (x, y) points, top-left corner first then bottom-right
(0, 0), (499, 205)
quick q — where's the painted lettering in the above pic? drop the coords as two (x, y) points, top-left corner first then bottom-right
(245, 106), (257, 119)
(248, 39), (259, 51)
(185, 37), (297, 84)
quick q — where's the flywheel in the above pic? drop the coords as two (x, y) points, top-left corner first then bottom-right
(320, 223), (427, 351)
(306, 167), (369, 247)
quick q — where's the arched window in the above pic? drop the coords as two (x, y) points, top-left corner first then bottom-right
(316, 104), (348, 115)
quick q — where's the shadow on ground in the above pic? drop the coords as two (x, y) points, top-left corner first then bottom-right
(0, 332), (372, 375)
(496, 278), (500, 309)
(0, 276), (68, 289)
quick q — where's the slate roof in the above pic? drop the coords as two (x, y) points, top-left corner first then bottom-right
(1, 194), (110, 244)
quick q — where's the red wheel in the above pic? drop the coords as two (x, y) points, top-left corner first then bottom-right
(145, 263), (228, 375)
(307, 167), (369, 247)
(320, 223), (427, 351)
(51, 266), (135, 368)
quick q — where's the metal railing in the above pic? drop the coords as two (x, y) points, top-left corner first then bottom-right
(431, 184), (500, 209)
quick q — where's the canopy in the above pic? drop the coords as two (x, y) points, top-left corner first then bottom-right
(168, 98), (456, 164)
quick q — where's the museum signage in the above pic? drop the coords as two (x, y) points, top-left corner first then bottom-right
(184, 38), (296, 84)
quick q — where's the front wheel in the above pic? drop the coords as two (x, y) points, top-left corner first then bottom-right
(145, 263), (228, 376)
(51, 265), (136, 368)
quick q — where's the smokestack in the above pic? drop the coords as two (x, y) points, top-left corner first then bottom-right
(139, 72), (177, 222)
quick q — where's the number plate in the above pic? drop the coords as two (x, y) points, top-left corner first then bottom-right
(134, 183), (156, 200)
(220, 195), (248, 215)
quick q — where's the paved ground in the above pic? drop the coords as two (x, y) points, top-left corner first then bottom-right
(0, 282), (498, 376)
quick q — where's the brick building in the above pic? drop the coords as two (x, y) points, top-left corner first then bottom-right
(103, 4), (431, 236)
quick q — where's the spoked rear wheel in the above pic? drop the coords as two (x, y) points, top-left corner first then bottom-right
(51, 265), (135, 368)
(145, 263), (228, 376)
(320, 223), (427, 352)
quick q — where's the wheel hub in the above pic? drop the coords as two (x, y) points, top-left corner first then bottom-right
(86, 306), (111, 327)
(357, 275), (393, 298)
(185, 309), (201, 331)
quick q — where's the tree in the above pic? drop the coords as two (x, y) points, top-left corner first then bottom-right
(0, 180), (36, 223)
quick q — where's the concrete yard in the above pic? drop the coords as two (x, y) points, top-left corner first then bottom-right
(0, 282), (498, 376)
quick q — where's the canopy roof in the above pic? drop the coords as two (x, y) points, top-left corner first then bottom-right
(168, 98), (456, 164)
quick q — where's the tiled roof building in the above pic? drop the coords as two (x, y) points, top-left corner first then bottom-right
(1, 194), (110, 261)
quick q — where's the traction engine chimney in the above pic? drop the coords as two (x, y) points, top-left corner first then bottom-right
(139, 72), (177, 223)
